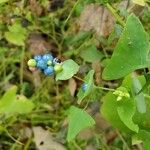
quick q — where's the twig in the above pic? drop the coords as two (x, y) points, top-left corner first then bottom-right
(106, 3), (125, 27)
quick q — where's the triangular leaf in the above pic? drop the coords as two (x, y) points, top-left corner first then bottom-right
(77, 70), (94, 104)
(56, 59), (79, 81)
(67, 106), (95, 141)
(102, 14), (150, 80)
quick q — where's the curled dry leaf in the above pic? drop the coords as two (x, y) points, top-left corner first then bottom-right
(79, 4), (114, 37)
(33, 126), (65, 150)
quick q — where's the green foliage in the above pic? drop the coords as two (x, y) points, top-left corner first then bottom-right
(4, 23), (28, 46)
(0, 0), (150, 149)
(117, 99), (139, 133)
(0, 86), (34, 115)
(101, 92), (132, 133)
(102, 14), (150, 80)
(56, 59), (79, 81)
(67, 106), (95, 141)
(79, 44), (104, 62)
(77, 70), (95, 104)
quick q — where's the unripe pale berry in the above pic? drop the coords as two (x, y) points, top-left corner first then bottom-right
(54, 64), (63, 73)
(47, 60), (52, 66)
(44, 66), (54, 76)
(27, 59), (37, 67)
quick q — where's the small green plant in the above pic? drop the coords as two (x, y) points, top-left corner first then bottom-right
(0, 0), (150, 149)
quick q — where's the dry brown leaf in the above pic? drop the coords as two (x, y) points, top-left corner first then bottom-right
(79, 4), (114, 37)
(33, 126), (65, 150)
(27, 33), (54, 55)
(29, 0), (43, 16)
(68, 78), (77, 96)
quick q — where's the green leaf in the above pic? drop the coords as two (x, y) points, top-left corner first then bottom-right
(4, 23), (27, 46)
(79, 45), (104, 62)
(56, 59), (79, 81)
(101, 92), (131, 133)
(132, 76), (146, 113)
(0, 86), (34, 115)
(102, 14), (150, 80)
(121, 75), (150, 131)
(67, 106), (95, 141)
(77, 70), (94, 104)
(117, 99), (139, 133)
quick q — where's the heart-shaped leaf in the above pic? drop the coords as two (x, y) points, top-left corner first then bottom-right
(102, 14), (150, 80)
(77, 70), (94, 104)
(56, 59), (79, 81)
(67, 106), (95, 141)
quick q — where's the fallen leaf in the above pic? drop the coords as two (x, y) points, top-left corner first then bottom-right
(33, 126), (65, 150)
(79, 4), (114, 37)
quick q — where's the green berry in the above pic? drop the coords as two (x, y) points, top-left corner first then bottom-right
(27, 59), (37, 67)
(47, 60), (52, 66)
(54, 64), (63, 73)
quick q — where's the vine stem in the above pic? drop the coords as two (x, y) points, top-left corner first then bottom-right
(74, 76), (115, 92)
(5, 129), (24, 145)
(63, 0), (80, 27)
(95, 86), (115, 92)
(116, 130), (131, 150)
(106, 3), (125, 27)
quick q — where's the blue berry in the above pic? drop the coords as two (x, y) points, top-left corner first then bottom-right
(34, 55), (42, 61)
(37, 60), (47, 70)
(44, 66), (54, 76)
(42, 54), (53, 61)
(53, 58), (61, 65)
(82, 83), (88, 92)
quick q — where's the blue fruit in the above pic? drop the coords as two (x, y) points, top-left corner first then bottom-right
(34, 55), (42, 61)
(53, 58), (61, 65)
(82, 83), (88, 92)
(42, 54), (53, 61)
(44, 66), (54, 76)
(37, 60), (47, 70)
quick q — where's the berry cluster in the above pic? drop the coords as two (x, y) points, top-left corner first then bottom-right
(27, 53), (63, 76)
